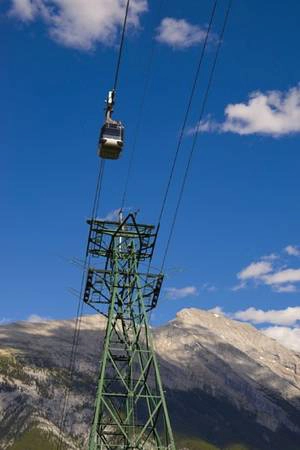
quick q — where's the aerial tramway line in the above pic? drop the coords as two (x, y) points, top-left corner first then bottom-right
(57, 1), (232, 449)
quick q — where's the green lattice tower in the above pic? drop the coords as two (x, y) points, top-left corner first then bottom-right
(83, 213), (176, 450)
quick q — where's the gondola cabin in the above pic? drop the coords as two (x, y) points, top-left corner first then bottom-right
(98, 120), (124, 160)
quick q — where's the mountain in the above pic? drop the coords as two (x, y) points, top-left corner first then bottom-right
(0, 308), (300, 450)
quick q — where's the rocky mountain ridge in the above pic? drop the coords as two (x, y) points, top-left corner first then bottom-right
(0, 308), (300, 449)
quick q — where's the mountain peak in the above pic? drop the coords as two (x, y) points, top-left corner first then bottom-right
(176, 307), (225, 323)
(1, 308), (300, 450)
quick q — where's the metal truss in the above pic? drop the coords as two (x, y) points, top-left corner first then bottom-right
(84, 214), (176, 450)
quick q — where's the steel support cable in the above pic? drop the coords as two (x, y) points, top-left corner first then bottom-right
(61, 159), (106, 395)
(120, 0), (166, 212)
(157, 0), (218, 226)
(57, 163), (105, 450)
(113, 0), (131, 93)
(121, 1), (167, 330)
(65, 160), (106, 379)
(72, 1), (133, 418)
(149, 0), (218, 316)
(121, 0), (213, 321)
(161, 0), (233, 271)
(120, 41), (156, 212)
(57, 2), (129, 444)
(91, 158), (106, 221)
(56, 160), (105, 450)
(67, 159), (105, 382)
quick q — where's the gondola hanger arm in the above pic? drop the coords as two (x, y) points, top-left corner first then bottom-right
(105, 89), (115, 122)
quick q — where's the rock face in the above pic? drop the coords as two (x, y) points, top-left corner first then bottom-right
(0, 308), (300, 450)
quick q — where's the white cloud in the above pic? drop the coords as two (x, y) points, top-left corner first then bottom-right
(272, 284), (297, 293)
(156, 17), (210, 49)
(285, 245), (300, 257)
(263, 326), (300, 352)
(234, 250), (300, 293)
(231, 282), (246, 291)
(261, 253), (279, 261)
(201, 283), (217, 293)
(222, 87), (300, 136)
(27, 314), (49, 323)
(99, 208), (122, 222)
(233, 306), (300, 352)
(237, 261), (273, 281)
(207, 305), (300, 352)
(264, 268), (300, 285)
(188, 117), (219, 135)
(208, 306), (224, 316)
(9, 0), (38, 21)
(194, 85), (300, 137)
(165, 286), (198, 300)
(9, 0), (148, 50)
(233, 306), (300, 326)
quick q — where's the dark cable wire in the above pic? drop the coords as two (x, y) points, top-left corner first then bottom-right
(57, 1), (131, 442)
(56, 160), (105, 450)
(120, 0), (166, 212)
(139, 0), (216, 325)
(57, 1), (130, 445)
(113, 0), (131, 93)
(120, 0), (167, 331)
(146, 0), (217, 328)
(157, 0), (218, 225)
(92, 159), (106, 220)
(120, 43), (155, 211)
(161, 0), (233, 270)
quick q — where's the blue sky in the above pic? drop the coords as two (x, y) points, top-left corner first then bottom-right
(1, 0), (300, 350)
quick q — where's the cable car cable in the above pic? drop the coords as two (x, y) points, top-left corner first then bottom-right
(113, 0), (131, 93)
(142, 2), (218, 323)
(128, 1), (215, 325)
(62, 159), (105, 392)
(56, 160), (105, 450)
(58, 0), (131, 430)
(120, 41), (157, 212)
(157, 0), (218, 226)
(98, 1), (130, 160)
(57, 0), (131, 443)
(120, 0), (166, 212)
(161, 0), (233, 271)
(91, 159), (106, 220)
(120, 0), (169, 333)
(57, 162), (105, 450)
